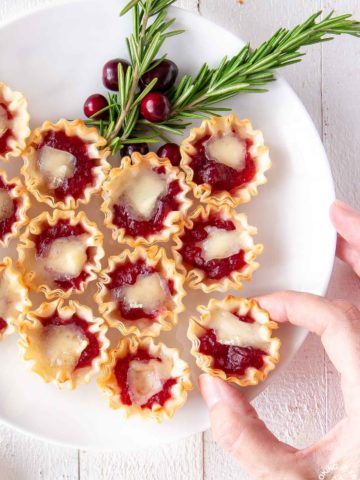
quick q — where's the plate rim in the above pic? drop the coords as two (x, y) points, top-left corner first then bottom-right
(0, 0), (336, 451)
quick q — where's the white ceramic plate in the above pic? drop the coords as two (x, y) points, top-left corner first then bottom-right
(0, 0), (336, 451)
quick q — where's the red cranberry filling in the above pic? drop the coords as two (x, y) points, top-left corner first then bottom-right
(35, 219), (90, 290)
(108, 259), (172, 321)
(0, 317), (7, 333)
(112, 170), (182, 238)
(179, 215), (246, 279)
(189, 135), (256, 192)
(37, 130), (96, 201)
(199, 328), (266, 376)
(0, 176), (19, 240)
(41, 313), (100, 370)
(0, 102), (14, 155)
(232, 311), (255, 324)
(114, 348), (176, 408)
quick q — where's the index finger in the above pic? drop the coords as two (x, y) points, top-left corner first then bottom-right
(257, 291), (360, 416)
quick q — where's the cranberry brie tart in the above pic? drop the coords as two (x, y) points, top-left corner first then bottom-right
(180, 114), (271, 207)
(95, 246), (185, 337)
(17, 210), (104, 299)
(0, 257), (31, 340)
(173, 204), (263, 292)
(0, 82), (30, 161)
(98, 337), (192, 421)
(21, 119), (110, 209)
(0, 170), (30, 246)
(19, 300), (109, 388)
(188, 296), (280, 386)
(101, 152), (192, 246)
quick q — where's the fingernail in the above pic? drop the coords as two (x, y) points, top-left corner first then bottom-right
(199, 374), (223, 409)
(333, 199), (355, 213)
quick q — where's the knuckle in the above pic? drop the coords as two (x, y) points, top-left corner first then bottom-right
(332, 299), (360, 321)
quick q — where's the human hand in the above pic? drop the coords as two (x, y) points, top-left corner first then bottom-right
(199, 200), (360, 480)
(330, 199), (360, 277)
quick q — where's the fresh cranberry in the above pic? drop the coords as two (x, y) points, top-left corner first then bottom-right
(83, 94), (108, 119)
(157, 143), (181, 166)
(120, 142), (149, 158)
(102, 58), (130, 91)
(140, 59), (178, 92)
(140, 93), (171, 123)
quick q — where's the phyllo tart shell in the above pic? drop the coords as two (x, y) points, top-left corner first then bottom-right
(188, 296), (280, 386)
(0, 82), (31, 161)
(98, 337), (192, 421)
(0, 257), (31, 339)
(0, 170), (30, 247)
(17, 210), (104, 299)
(21, 119), (110, 210)
(173, 203), (263, 292)
(101, 152), (192, 247)
(18, 299), (109, 389)
(94, 246), (185, 338)
(180, 114), (271, 207)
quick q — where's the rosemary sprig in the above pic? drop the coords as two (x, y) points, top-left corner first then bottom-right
(88, 3), (360, 153)
(161, 10), (360, 134)
(87, 0), (184, 153)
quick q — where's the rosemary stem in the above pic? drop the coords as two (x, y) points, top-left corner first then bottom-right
(107, 12), (149, 142)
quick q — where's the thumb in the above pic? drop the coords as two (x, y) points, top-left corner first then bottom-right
(199, 375), (301, 479)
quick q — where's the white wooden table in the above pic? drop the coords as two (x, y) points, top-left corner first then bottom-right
(1, 0), (359, 478)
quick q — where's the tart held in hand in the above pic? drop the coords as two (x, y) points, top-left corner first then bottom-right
(188, 296), (280, 386)
(98, 337), (192, 422)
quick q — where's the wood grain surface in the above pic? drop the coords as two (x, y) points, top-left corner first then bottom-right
(0, 0), (359, 478)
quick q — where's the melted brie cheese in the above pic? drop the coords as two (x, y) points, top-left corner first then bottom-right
(39, 146), (76, 188)
(120, 273), (167, 314)
(206, 135), (246, 170)
(201, 226), (244, 262)
(0, 189), (14, 221)
(0, 105), (8, 136)
(42, 324), (88, 369)
(127, 357), (173, 406)
(124, 169), (166, 220)
(208, 309), (266, 349)
(45, 236), (88, 279)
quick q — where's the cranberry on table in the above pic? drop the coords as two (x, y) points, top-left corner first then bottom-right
(102, 58), (130, 91)
(140, 59), (179, 92)
(157, 143), (181, 166)
(120, 143), (149, 158)
(140, 93), (171, 123)
(83, 94), (108, 119)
